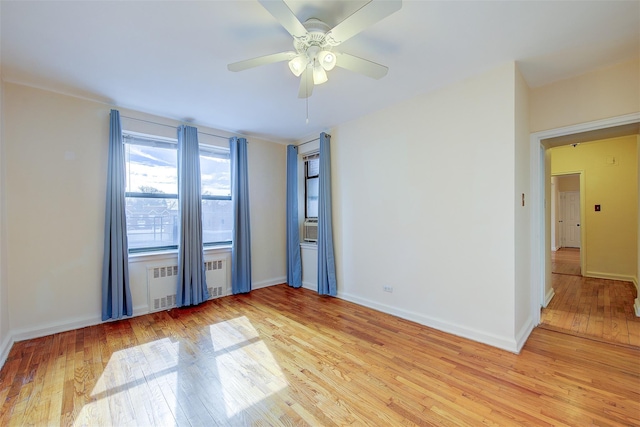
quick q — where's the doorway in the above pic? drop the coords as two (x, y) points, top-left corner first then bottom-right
(529, 114), (640, 327)
(533, 118), (640, 346)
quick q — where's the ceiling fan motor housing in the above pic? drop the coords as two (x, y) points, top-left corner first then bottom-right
(294, 18), (332, 54)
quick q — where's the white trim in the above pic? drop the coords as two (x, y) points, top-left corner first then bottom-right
(0, 333), (14, 370)
(337, 291), (521, 354)
(514, 318), (535, 353)
(302, 281), (316, 291)
(634, 298), (640, 317)
(543, 288), (555, 308)
(583, 271), (636, 283)
(10, 304), (148, 344)
(252, 277), (287, 290)
(530, 113), (640, 326)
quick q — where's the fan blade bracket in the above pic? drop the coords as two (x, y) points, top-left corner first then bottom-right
(325, 0), (402, 46)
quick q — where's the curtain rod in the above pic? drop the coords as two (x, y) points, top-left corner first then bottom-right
(297, 137), (319, 147)
(120, 115), (234, 141)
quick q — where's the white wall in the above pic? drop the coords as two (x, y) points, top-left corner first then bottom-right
(331, 63), (525, 351)
(3, 82), (287, 341)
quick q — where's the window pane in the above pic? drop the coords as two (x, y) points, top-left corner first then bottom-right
(306, 177), (319, 218)
(126, 197), (179, 250)
(125, 143), (177, 194)
(307, 157), (319, 178)
(202, 199), (233, 244)
(201, 155), (231, 197)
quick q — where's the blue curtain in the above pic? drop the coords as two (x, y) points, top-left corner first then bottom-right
(230, 137), (252, 294)
(286, 145), (302, 288)
(176, 125), (209, 307)
(102, 109), (133, 320)
(317, 132), (337, 296)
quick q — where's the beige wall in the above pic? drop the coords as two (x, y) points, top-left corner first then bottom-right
(551, 136), (638, 281)
(3, 82), (287, 337)
(0, 65), (10, 363)
(514, 65), (531, 339)
(530, 59), (640, 132)
(330, 62), (528, 352)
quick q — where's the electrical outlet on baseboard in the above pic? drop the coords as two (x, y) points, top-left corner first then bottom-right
(383, 285), (393, 293)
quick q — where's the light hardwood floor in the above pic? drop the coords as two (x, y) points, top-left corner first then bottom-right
(542, 248), (640, 346)
(1, 285), (639, 426)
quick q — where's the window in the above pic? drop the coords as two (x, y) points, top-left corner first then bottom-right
(304, 153), (319, 219)
(124, 132), (231, 252)
(200, 146), (232, 246)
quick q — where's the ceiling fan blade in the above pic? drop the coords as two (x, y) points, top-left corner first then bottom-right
(227, 51), (296, 72)
(298, 67), (314, 99)
(258, 0), (308, 39)
(335, 52), (388, 79)
(325, 0), (402, 46)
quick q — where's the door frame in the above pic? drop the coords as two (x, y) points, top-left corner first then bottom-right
(529, 112), (640, 325)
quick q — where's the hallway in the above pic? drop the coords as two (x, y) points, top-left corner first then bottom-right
(541, 248), (640, 346)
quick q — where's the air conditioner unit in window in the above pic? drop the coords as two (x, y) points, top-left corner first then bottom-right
(304, 219), (318, 242)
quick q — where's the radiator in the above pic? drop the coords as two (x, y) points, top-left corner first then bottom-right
(147, 258), (227, 312)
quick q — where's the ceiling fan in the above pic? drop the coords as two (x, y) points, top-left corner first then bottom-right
(227, 0), (402, 98)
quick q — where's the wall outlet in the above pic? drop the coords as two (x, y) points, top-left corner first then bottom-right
(383, 285), (393, 293)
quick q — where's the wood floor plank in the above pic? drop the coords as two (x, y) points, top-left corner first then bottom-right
(1, 284), (639, 426)
(543, 249), (639, 345)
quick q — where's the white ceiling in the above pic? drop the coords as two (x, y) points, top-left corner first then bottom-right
(2, 1), (638, 143)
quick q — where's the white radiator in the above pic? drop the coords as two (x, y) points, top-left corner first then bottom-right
(147, 258), (228, 313)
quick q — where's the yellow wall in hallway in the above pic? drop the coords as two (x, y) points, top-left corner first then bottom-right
(551, 135), (638, 280)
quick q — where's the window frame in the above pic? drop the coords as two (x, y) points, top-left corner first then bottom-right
(304, 152), (320, 220)
(123, 131), (232, 253)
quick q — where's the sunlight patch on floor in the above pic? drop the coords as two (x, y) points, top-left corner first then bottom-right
(75, 338), (180, 426)
(210, 316), (288, 418)
(74, 317), (288, 425)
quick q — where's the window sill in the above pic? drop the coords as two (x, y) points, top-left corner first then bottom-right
(128, 244), (232, 263)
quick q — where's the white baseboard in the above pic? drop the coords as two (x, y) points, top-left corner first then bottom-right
(11, 304), (148, 344)
(0, 332), (14, 370)
(544, 288), (555, 308)
(252, 276), (286, 290)
(584, 271), (635, 283)
(302, 281), (316, 291)
(635, 298), (640, 317)
(515, 317), (535, 354)
(336, 291), (520, 354)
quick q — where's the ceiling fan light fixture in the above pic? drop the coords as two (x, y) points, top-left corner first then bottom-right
(313, 64), (328, 85)
(288, 55), (307, 77)
(318, 50), (336, 71)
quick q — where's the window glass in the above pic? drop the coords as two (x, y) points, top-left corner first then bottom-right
(200, 146), (232, 246)
(124, 133), (232, 252)
(306, 177), (319, 218)
(125, 139), (179, 251)
(305, 156), (320, 219)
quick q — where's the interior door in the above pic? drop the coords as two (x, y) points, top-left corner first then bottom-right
(562, 191), (581, 248)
